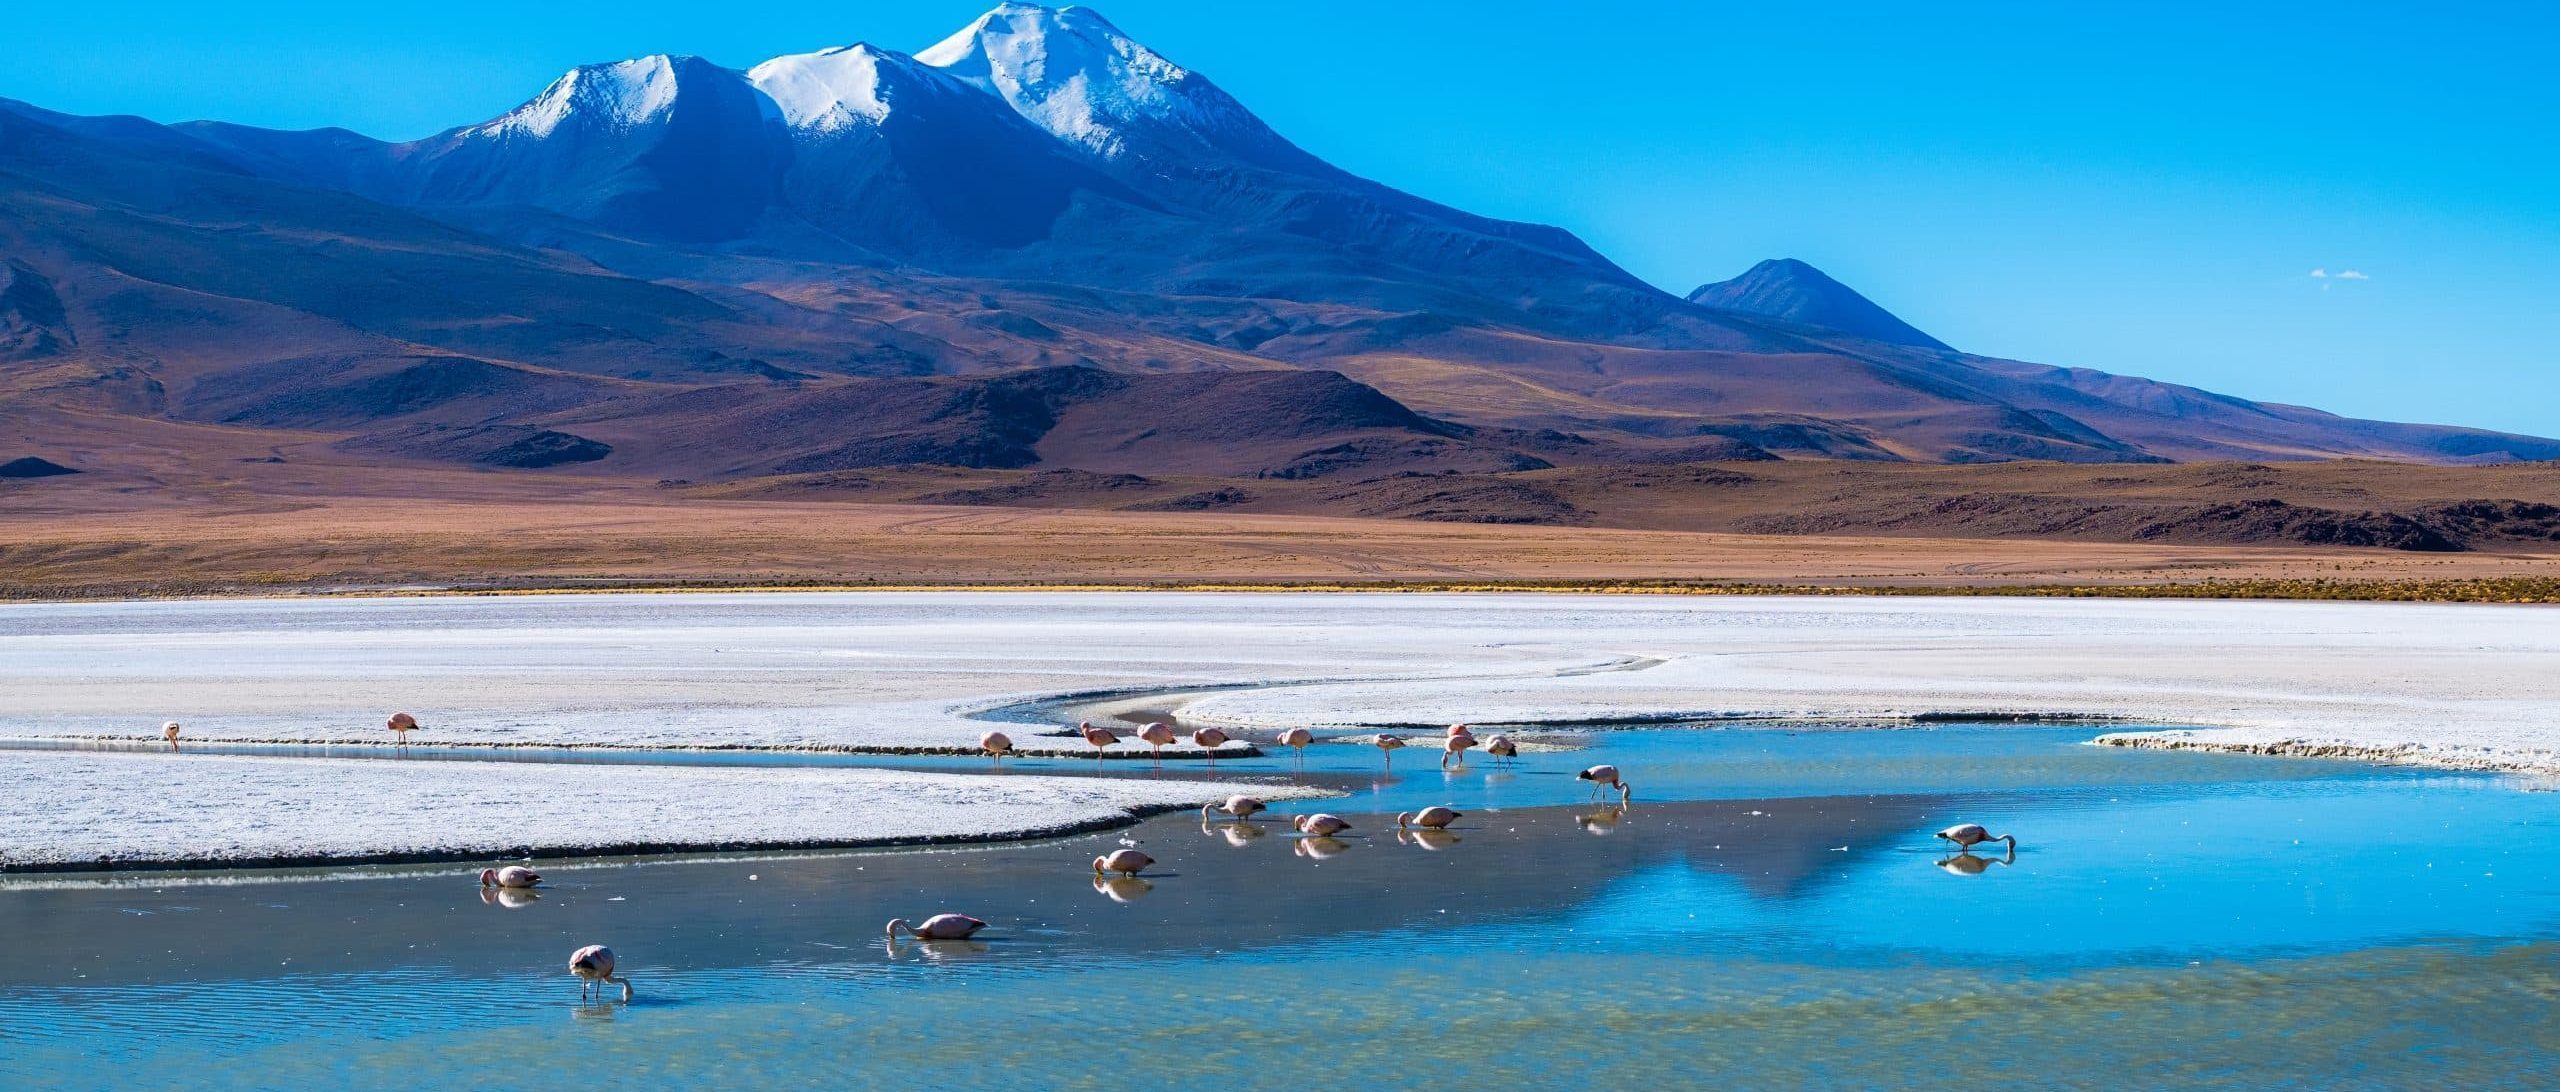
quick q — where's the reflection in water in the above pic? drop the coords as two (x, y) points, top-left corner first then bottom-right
(1402, 833), (1464, 859)
(1937, 846), (2017, 876)
(1577, 806), (1627, 835)
(885, 937), (993, 961)
(1200, 818), (1266, 847)
(479, 887), (540, 910)
(1294, 836), (1350, 861)
(1397, 829), (1460, 852)
(1092, 876), (1154, 903)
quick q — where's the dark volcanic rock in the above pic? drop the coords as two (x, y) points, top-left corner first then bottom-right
(0, 456), (79, 478)
(336, 425), (611, 469)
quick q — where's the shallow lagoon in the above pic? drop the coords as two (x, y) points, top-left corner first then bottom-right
(6, 724), (2560, 1088)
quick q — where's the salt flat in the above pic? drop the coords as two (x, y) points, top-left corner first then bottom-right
(0, 750), (1297, 869)
(1, 592), (2555, 867)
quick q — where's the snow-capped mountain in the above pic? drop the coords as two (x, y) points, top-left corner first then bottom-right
(5, 3), (2555, 471)
(915, 3), (1308, 169)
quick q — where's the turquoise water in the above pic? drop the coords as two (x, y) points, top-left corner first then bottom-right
(6, 725), (2559, 1088)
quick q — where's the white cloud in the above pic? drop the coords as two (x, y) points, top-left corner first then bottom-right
(2309, 268), (2371, 290)
(2334, 269), (2369, 280)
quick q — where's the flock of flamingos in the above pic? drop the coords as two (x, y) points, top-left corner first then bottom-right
(162, 712), (2018, 1003)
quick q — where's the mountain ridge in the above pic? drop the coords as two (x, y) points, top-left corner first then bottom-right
(1, 3), (2552, 484)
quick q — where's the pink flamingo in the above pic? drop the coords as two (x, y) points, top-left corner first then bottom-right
(569, 945), (632, 1001)
(162, 721), (182, 751)
(1137, 722), (1178, 765)
(1190, 726), (1231, 763)
(1077, 721), (1120, 761)
(979, 730), (1014, 765)
(1485, 733), (1519, 766)
(1578, 764), (1632, 804)
(1446, 723), (1471, 737)
(1374, 734), (1407, 769)
(1201, 795), (1266, 821)
(480, 865), (541, 889)
(386, 711), (418, 746)
(1094, 848), (1154, 876)
(1276, 727), (1314, 765)
(1440, 729), (1478, 770)
(1396, 806), (1462, 830)
(1936, 823), (2017, 853)
(885, 913), (988, 940)
(1294, 813), (1352, 837)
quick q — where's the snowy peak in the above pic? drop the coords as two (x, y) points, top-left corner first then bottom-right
(748, 44), (960, 133)
(916, 3), (1285, 163)
(476, 55), (713, 138)
(1688, 258), (1952, 351)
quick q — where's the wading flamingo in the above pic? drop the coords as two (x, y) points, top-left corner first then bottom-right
(1397, 806), (1462, 831)
(1577, 764), (1632, 804)
(1137, 722), (1178, 764)
(980, 731), (1014, 765)
(387, 712), (418, 745)
(162, 721), (182, 751)
(1440, 729), (1478, 770)
(1375, 734), (1407, 769)
(1202, 795), (1267, 821)
(1446, 724), (1471, 737)
(885, 914), (988, 941)
(1190, 726), (1231, 763)
(1277, 727), (1314, 765)
(480, 865), (541, 889)
(1936, 824), (2017, 853)
(569, 945), (631, 1002)
(1078, 721), (1120, 760)
(1294, 813), (1352, 837)
(1093, 848), (1154, 876)
(1485, 734), (1519, 767)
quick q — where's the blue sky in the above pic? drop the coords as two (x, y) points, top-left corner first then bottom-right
(11, 2), (2556, 434)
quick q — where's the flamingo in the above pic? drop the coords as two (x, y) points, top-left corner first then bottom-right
(1294, 813), (1352, 837)
(1440, 730), (1478, 770)
(885, 913), (988, 940)
(1936, 823), (2017, 853)
(568, 945), (632, 1002)
(1137, 722), (1178, 764)
(1093, 848), (1154, 876)
(480, 865), (541, 889)
(1375, 734), (1407, 769)
(1201, 795), (1267, 821)
(1577, 764), (1632, 804)
(1446, 723), (1471, 737)
(979, 730), (1014, 765)
(1077, 721), (1120, 760)
(1396, 806), (1462, 831)
(1276, 727), (1314, 765)
(1190, 726), (1231, 763)
(386, 712), (418, 745)
(1485, 733), (1519, 766)
(162, 721), (182, 751)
